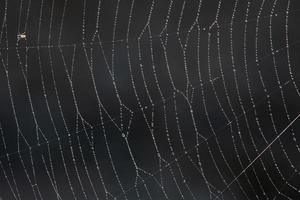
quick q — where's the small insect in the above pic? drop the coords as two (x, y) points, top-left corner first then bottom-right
(17, 32), (26, 41)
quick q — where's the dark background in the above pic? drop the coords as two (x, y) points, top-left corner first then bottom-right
(0, 0), (300, 199)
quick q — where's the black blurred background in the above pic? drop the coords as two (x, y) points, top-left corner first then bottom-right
(0, 0), (300, 199)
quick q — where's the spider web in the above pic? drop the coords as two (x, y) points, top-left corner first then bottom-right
(0, 0), (300, 199)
